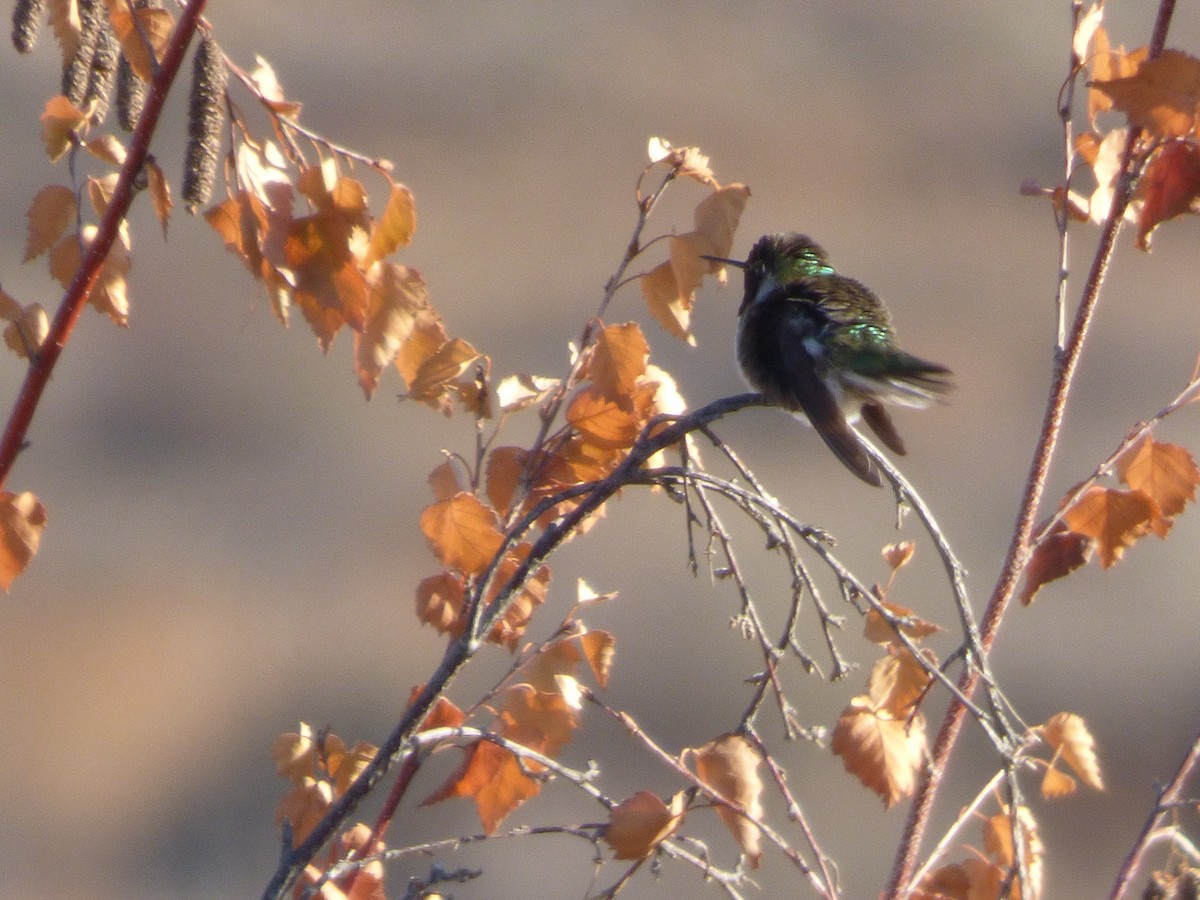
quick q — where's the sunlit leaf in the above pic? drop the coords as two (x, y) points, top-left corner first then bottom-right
(692, 733), (763, 868)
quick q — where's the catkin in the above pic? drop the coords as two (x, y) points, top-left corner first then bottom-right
(182, 34), (226, 213)
(83, 20), (119, 123)
(61, 0), (102, 106)
(11, 0), (47, 53)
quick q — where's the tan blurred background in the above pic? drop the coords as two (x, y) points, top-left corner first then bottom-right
(0, 2), (1198, 897)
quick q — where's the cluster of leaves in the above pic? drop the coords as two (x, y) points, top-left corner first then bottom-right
(1029, 3), (1200, 249)
(1021, 433), (1199, 604)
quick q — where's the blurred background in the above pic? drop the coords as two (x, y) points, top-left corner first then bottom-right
(0, 2), (1197, 897)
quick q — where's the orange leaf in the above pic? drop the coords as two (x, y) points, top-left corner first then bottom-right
(272, 723), (317, 784)
(0, 491), (47, 590)
(863, 601), (941, 646)
(647, 138), (717, 186)
(882, 541), (915, 570)
(1020, 527), (1093, 605)
(421, 739), (539, 833)
(405, 337), (485, 416)
(566, 382), (657, 450)
(419, 493), (503, 575)
(355, 263), (430, 397)
(249, 55), (302, 118)
(981, 807), (1044, 894)
(580, 630), (615, 688)
(1091, 49), (1200, 139)
(865, 647), (934, 716)
(24, 185), (76, 261)
(1086, 33), (1147, 126)
(499, 682), (579, 758)
(692, 183), (751, 262)
(276, 778), (333, 846)
(427, 460), (462, 502)
(145, 158), (173, 239)
(831, 697), (927, 808)
(363, 182), (416, 266)
(105, 2), (174, 81)
(604, 791), (686, 860)
(1116, 435), (1199, 535)
(1135, 142), (1200, 250)
(485, 547), (550, 649)
(1061, 485), (1157, 568)
(640, 259), (694, 344)
(1042, 711), (1104, 790)
(589, 322), (649, 405)
(40, 95), (87, 162)
(326, 741), (378, 798)
(692, 733), (764, 868)
(484, 445), (528, 516)
(414, 571), (466, 636)
(1040, 765), (1078, 799)
(3, 303), (49, 360)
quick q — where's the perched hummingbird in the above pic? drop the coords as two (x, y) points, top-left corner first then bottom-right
(705, 232), (952, 487)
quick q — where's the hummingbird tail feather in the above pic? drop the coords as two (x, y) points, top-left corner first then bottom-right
(813, 415), (882, 486)
(861, 402), (906, 455)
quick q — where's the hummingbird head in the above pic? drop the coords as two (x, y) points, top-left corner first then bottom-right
(703, 232), (835, 314)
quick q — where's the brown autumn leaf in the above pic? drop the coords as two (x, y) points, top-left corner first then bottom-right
(1061, 485), (1157, 568)
(85, 134), (126, 165)
(692, 733), (764, 868)
(495, 373), (559, 413)
(1086, 31), (1147, 126)
(419, 492), (504, 576)
(272, 723), (318, 784)
(285, 213), (370, 350)
(566, 382), (657, 450)
(276, 778), (333, 846)
(640, 257), (694, 344)
(354, 263), (430, 397)
(1091, 49), (1200, 139)
(395, 316), (448, 386)
(49, 0), (82, 67)
(1020, 527), (1093, 605)
(831, 696), (927, 808)
(863, 601), (941, 646)
(363, 182), (416, 267)
(86, 173), (119, 220)
(580, 629), (615, 688)
(882, 541), (916, 570)
(415, 570), (466, 637)
(1042, 711), (1105, 791)
(693, 183), (751, 263)
(427, 459), (462, 503)
(249, 55), (302, 118)
(604, 791), (686, 860)
(41, 94), (88, 162)
(982, 806), (1045, 897)
(589, 321), (649, 406)
(866, 647), (935, 716)
(24, 185), (76, 261)
(421, 738), (540, 834)
(326, 740), (377, 798)
(913, 862), (972, 900)
(405, 685), (466, 733)
(3, 303), (49, 360)
(483, 445), (530, 516)
(485, 548), (551, 650)
(499, 682), (579, 759)
(1135, 142), (1200, 250)
(145, 157), (172, 238)
(106, 2), (174, 81)
(1116, 435), (1200, 535)
(404, 337), (485, 416)
(647, 137), (717, 186)
(84, 223), (132, 325)
(1041, 764), (1078, 799)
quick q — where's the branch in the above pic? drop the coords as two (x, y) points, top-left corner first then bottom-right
(0, 0), (210, 489)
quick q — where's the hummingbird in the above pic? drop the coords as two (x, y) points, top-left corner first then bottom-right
(704, 232), (952, 487)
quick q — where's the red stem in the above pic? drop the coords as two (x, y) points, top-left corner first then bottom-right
(0, 0), (209, 490)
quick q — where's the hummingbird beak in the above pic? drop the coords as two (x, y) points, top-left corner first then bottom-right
(699, 254), (746, 268)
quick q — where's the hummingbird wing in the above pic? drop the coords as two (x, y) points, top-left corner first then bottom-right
(773, 304), (882, 487)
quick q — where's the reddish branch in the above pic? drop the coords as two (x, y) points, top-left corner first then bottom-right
(885, 1), (1178, 894)
(0, 0), (209, 490)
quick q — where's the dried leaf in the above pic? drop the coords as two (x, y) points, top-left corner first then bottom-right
(692, 733), (764, 868)
(106, 3), (174, 81)
(419, 493), (503, 576)
(354, 263), (429, 397)
(3, 303), (50, 360)
(589, 321), (649, 405)
(1061, 485), (1157, 568)
(363, 182), (416, 266)
(1091, 49), (1200, 138)
(40, 94), (88, 161)
(604, 791), (686, 860)
(831, 697), (927, 808)
(1135, 142), (1200, 250)
(421, 738), (539, 834)
(1020, 528), (1093, 605)
(1116, 435), (1199, 535)
(882, 541), (915, 570)
(865, 648), (934, 716)
(24, 185), (76, 262)
(1042, 711), (1104, 790)
(863, 600), (941, 645)
(85, 134), (126, 165)
(565, 382), (657, 450)
(145, 157), (173, 238)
